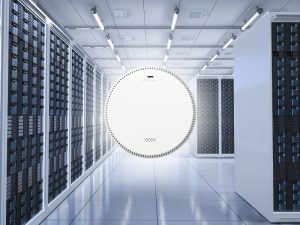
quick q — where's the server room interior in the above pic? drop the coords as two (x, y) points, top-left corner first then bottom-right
(1, 0), (300, 225)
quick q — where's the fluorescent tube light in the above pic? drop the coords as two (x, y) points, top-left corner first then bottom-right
(164, 54), (168, 62)
(210, 52), (219, 63)
(171, 7), (179, 31)
(122, 65), (126, 71)
(91, 7), (105, 31)
(167, 34), (173, 50)
(116, 53), (121, 63)
(106, 35), (115, 50)
(201, 64), (207, 71)
(241, 7), (263, 31)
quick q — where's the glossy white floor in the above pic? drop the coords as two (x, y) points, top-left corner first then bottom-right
(40, 147), (292, 225)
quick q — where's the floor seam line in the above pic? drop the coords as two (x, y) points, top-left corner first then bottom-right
(68, 152), (125, 225)
(184, 158), (246, 224)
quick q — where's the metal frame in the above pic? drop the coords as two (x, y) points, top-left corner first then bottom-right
(82, 44), (232, 49)
(193, 75), (235, 158)
(0, 0), (9, 224)
(64, 25), (242, 30)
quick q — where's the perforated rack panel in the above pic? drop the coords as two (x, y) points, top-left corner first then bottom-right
(48, 30), (69, 202)
(71, 50), (83, 182)
(272, 22), (300, 211)
(7, 1), (45, 224)
(102, 76), (108, 155)
(95, 70), (102, 161)
(197, 79), (219, 154)
(85, 62), (94, 169)
(221, 79), (234, 154)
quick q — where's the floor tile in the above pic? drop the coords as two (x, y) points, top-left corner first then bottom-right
(74, 200), (157, 221)
(227, 201), (266, 221)
(72, 221), (157, 225)
(46, 199), (86, 220)
(157, 200), (240, 221)
(158, 221), (245, 225)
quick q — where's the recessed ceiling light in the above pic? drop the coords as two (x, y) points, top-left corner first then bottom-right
(121, 35), (135, 41)
(181, 34), (195, 41)
(112, 9), (131, 18)
(188, 9), (207, 18)
(175, 51), (188, 56)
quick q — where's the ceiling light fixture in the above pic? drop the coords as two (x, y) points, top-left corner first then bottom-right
(106, 35), (115, 50)
(201, 64), (207, 71)
(222, 34), (236, 50)
(91, 7), (105, 31)
(164, 54), (168, 62)
(210, 51), (220, 63)
(122, 65), (126, 71)
(241, 7), (263, 31)
(116, 52), (121, 63)
(171, 6), (180, 31)
(167, 34), (173, 50)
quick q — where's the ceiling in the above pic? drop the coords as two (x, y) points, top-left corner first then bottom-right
(36, 0), (300, 82)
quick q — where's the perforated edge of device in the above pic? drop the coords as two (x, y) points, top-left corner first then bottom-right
(105, 67), (196, 158)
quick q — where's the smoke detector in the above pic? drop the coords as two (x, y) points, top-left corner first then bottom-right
(105, 68), (195, 158)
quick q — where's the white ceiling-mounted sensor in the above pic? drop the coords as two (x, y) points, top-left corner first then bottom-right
(105, 68), (195, 158)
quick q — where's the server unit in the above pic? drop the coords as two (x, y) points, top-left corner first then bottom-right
(189, 77), (234, 157)
(221, 79), (234, 154)
(95, 70), (102, 161)
(70, 49), (83, 183)
(0, 1), (115, 225)
(6, 0), (45, 223)
(85, 62), (94, 170)
(235, 12), (300, 222)
(102, 75), (108, 156)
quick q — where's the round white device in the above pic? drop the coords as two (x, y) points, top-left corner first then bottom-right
(105, 68), (195, 158)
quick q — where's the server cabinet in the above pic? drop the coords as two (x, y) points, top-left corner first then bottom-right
(221, 79), (234, 154)
(102, 75), (108, 155)
(6, 0), (45, 224)
(85, 62), (94, 169)
(197, 79), (219, 154)
(235, 12), (300, 223)
(70, 50), (83, 182)
(48, 30), (69, 202)
(272, 22), (300, 212)
(95, 70), (102, 161)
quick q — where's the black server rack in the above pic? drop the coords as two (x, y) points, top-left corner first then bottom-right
(272, 22), (300, 211)
(95, 70), (102, 161)
(71, 50), (83, 182)
(48, 31), (69, 202)
(221, 79), (234, 154)
(197, 79), (219, 154)
(7, 1), (45, 224)
(102, 76), (108, 155)
(85, 62), (94, 169)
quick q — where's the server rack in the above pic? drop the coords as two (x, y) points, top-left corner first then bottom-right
(197, 79), (219, 155)
(221, 79), (234, 154)
(190, 77), (234, 157)
(48, 30), (69, 202)
(95, 70), (102, 161)
(0, 1), (116, 225)
(272, 22), (300, 212)
(235, 12), (300, 223)
(6, 0), (45, 223)
(102, 75), (108, 156)
(70, 49), (83, 183)
(85, 62), (94, 170)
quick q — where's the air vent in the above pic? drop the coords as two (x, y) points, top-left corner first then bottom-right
(188, 9), (207, 18)
(112, 9), (131, 18)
